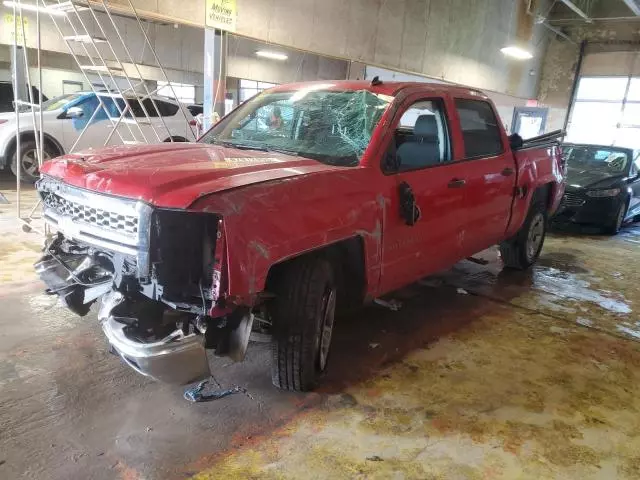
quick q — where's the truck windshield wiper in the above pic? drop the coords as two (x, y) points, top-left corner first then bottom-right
(266, 147), (299, 156)
(212, 140), (268, 151)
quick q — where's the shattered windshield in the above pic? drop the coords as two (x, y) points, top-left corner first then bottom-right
(200, 87), (393, 166)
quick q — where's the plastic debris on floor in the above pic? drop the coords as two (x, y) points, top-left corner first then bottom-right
(183, 379), (246, 403)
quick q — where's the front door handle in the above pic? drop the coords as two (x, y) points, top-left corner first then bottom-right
(448, 178), (466, 188)
(501, 167), (515, 176)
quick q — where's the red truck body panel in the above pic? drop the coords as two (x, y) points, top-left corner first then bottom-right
(41, 80), (565, 309)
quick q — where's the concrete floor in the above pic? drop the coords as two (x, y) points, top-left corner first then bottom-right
(2, 175), (640, 479)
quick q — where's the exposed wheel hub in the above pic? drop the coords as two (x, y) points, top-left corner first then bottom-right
(526, 212), (545, 262)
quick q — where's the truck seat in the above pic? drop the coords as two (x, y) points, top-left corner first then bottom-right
(396, 115), (440, 169)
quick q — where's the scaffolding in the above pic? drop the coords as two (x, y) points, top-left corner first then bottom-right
(9, 0), (197, 233)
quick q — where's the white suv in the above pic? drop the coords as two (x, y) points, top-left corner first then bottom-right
(0, 92), (196, 183)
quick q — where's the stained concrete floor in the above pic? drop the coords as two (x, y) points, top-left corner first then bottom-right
(1, 175), (640, 479)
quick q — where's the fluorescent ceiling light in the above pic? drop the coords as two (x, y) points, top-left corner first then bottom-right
(64, 35), (107, 43)
(500, 46), (533, 60)
(256, 50), (288, 61)
(2, 1), (67, 16)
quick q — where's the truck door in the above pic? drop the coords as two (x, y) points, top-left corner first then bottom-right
(379, 97), (468, 293)
(452, 98), (517, 256)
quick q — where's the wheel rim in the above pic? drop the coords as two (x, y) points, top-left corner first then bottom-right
(526, 213), (545, 262)
(615, 205), (625, 230)
(317, 287), (337, 372)
(21, 149), (50, 177)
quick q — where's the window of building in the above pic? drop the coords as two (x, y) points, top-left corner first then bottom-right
(454, 99), (503, 158)
(157, 81), (195, 104)
(568, 75), (640, 149)
(239, 79), (277, 103)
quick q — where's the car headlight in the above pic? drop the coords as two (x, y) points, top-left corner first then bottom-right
(586, 188), (621, 197)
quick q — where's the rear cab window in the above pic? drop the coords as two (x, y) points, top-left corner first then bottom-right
(454, 99), (504, 159)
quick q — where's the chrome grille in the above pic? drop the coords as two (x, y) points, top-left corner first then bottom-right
(43, 193), (139, 235)
(562, 192), (585, 208)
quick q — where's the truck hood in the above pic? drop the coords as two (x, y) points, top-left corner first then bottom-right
(41, 143), (344, 208)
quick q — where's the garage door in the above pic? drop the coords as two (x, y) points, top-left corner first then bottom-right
(567, 75), (640, 149)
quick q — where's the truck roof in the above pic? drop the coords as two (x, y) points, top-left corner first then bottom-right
(268, 79), (488, 99)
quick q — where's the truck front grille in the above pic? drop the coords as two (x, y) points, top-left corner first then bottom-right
(43, 193), (139, 235)
(36, 176), (153, 275)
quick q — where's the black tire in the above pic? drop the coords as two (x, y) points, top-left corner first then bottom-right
(10, 140), (54, 184)
(270, 256), (337, 392)
(500, 202), (547, 270)
(603, 201), (627, 235)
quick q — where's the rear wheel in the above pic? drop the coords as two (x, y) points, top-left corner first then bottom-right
(270, 256), (336, 392)
(10, 140), (53, 184)
(500, 202), (547, 270)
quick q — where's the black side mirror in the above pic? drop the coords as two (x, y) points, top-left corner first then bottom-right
(509, 133), (523, 150)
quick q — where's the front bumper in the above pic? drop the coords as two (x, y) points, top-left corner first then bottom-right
(554, 191), (623, 226)
(99, 292), (211, 385)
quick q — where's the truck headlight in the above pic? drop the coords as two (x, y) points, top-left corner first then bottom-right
(586, 188), (620, 197)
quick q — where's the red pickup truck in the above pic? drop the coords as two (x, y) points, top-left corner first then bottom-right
(34, 80), (565, 391)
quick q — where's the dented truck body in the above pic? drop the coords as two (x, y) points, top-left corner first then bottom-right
(34, 81), (565, 390)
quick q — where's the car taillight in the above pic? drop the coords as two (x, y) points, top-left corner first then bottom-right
(0, 120), (7, 125)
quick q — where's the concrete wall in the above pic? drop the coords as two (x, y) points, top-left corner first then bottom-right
(227, 36), (349, 85)
(97, 0), (551, 99)
(0, 27), (347, 100)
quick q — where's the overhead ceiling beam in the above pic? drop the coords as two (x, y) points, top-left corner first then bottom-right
(621, 0), (640, 15)
(558, 0), (591, 20)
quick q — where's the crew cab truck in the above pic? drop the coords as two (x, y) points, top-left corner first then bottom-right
(34, 80), (565, 392)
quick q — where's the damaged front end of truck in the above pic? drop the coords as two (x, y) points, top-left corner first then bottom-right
(34, 176), (254, 385)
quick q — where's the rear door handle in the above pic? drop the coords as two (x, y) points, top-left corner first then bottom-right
(448, 178), (466, 188)
(501, 167), (515, 176)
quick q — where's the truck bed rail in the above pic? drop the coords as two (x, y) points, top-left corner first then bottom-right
(511, 129), (565, 151)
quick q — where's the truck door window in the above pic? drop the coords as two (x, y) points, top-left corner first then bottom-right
(394, 99), (450, 171)
(454, 99), (504, 159)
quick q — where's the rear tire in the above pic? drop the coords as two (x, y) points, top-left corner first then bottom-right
(500, 202), (547, 270)
(270, 257), (336, 392)
(10, 140), (54, 184)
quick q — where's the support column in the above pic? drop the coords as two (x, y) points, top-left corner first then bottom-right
(203, 28), (227, 131)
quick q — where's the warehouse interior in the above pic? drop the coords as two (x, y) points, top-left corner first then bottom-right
(1, 0), (640, 479)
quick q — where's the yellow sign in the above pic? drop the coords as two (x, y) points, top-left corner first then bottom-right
(3, 14), (29, 45)
(205, 0), (236, 32)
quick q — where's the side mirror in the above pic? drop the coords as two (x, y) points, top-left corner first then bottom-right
(508, 133), (523, 150)
(66, 106), (84, 119)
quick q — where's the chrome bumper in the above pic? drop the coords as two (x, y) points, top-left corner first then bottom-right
(99, 293), (210, 385)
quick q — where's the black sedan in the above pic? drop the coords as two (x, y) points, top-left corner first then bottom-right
(554, 143), (640, 234)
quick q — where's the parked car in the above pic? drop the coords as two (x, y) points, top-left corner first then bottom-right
(0, 80), (48, 113)
(0, 92), (196, 183)
(34, 80), (565, 392)
(554, 143), (640, 234)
